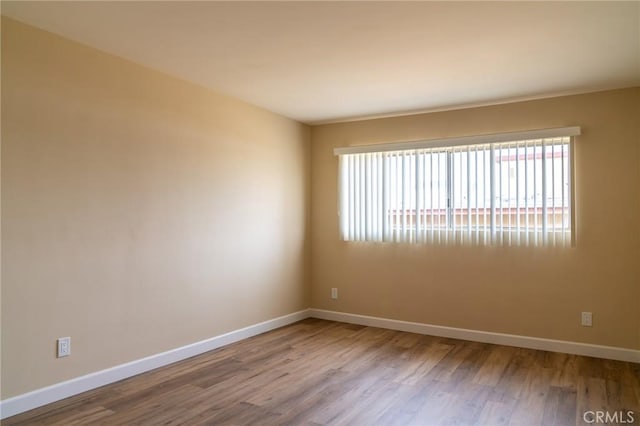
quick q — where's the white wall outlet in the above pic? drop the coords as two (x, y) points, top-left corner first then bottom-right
(581, 312), (593, 327)
(331, 288), (338, 299)
(57, 337), (71, 357)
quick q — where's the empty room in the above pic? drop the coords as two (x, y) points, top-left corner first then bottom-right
(1, 1), (639, 425)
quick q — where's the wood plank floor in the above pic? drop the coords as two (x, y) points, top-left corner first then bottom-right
(4, 319), (639, 425)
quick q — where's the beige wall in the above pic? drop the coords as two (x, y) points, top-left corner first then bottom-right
(311, 88), (640, 351)
(1, 18), (310, 398)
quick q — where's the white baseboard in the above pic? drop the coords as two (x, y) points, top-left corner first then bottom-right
(3, 308), (638, 419)
(309, 309), (640, 364)
(0, 309), (310, 420)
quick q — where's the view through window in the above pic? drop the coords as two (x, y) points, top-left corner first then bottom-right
(337, 135), (574, 246)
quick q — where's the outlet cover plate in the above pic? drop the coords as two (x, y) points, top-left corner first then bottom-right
(57, 337), (71, 357)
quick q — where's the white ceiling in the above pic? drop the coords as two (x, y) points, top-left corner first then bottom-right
(2, 1), (639, 124)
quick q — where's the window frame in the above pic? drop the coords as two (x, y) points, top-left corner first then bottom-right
(334, 127), (579, 247)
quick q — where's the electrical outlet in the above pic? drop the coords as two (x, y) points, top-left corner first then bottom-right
(57, 337), (71, 357)
(331, 288), (338, 299)
(581, 312), (593, 327)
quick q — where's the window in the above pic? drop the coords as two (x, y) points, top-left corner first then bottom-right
(335, 127), (579, 246)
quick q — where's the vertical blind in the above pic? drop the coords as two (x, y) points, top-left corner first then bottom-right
(336, 128), (578, 246)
